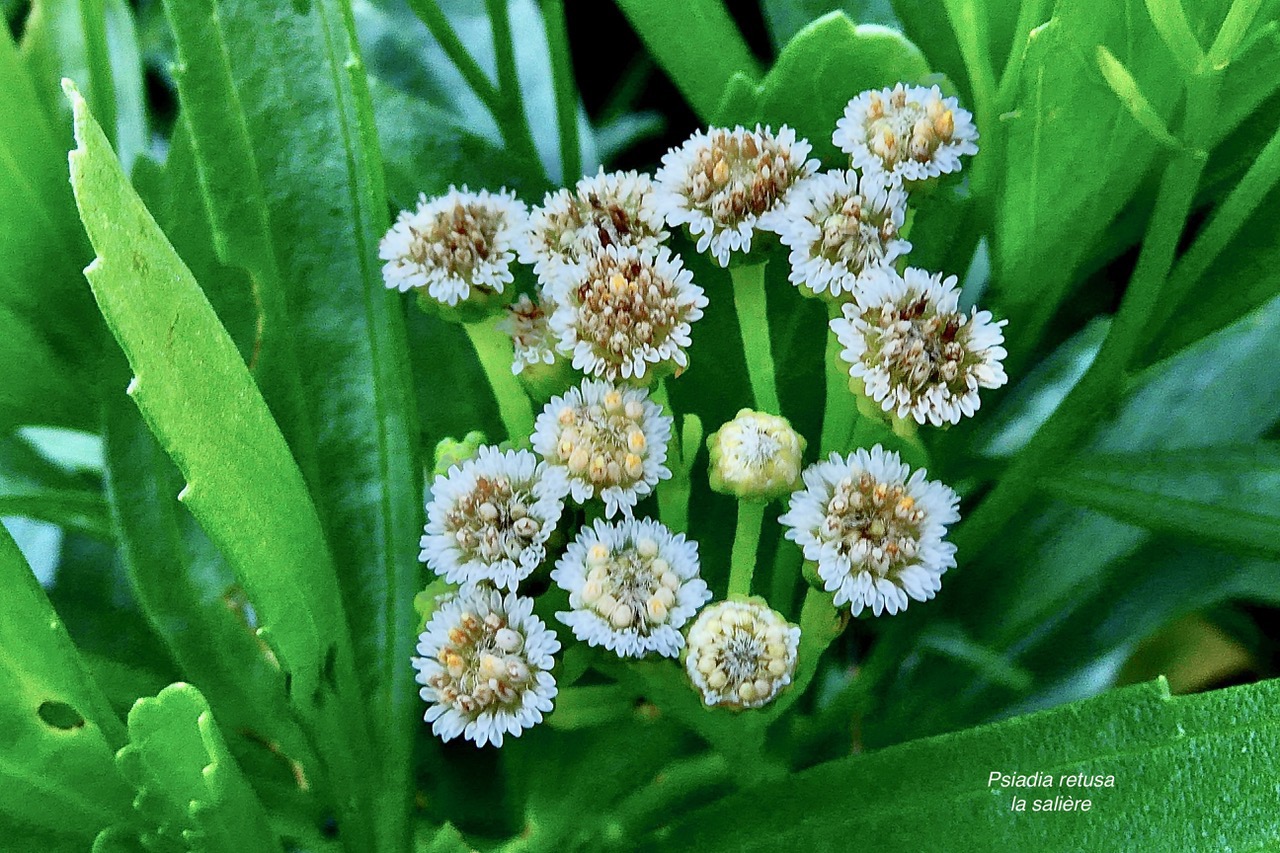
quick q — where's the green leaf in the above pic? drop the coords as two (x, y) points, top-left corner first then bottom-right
(0, 432), (112, 539)
(0, 24), (97, 374)
(1045, 443), (1280, 558)
(102, 383), (321, 786)
(613, 0), (761, 121)
(657, 678), (1280, 851)
(109, 683), (282, 853)
(993, 0), (1183, 355)
(151, 0), (422, 844)
(160, 0), (318, 490)
(761, 0), (899, 52)
(65, 82), (380, 846)
(0, 522), (132, 845)
(758, 12), (931, 164)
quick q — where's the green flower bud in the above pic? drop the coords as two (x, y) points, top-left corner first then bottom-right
(432, 431), (487, 478)
(706, 409), (806, 502)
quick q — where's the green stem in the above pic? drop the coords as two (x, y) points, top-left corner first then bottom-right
(463, 318), (536, 443)
(952, 70), (1222, 562)
(1146, 117), (1280, 345)
(541, 0), (582, 184)
(485, 0), (545, 179)
(405, 0), (501, 111)
(730, 263), (782, 414)
(728, 500), (765, 597)
(651, 380), (691, 531)
(768, 544), (801, 620)
(820, 302), (856, 454)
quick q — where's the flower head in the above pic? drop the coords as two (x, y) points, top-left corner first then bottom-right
(833, 84), (979, 181)
(500, 292), (559, 375)
(654, 125), (818, 266)
(762, 169), (910, 299)
(519, 169), (668, 288)
(831, 267), (1008, 426)
(421, 447), (568, 591)
(549, 245), (707, 382)
(685, 599), (799, 709)
(552, 518), (710, 658)
(412, 589), (559, 747)
(532, 380), (672, 518)
(379, 186), (527, 310)
(779, 446), (959, 616)
(707, 409), (806, 502)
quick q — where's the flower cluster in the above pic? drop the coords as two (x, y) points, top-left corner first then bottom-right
(385, 78), (1001, 747)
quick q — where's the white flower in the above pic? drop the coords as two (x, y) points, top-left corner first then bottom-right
(549, 245), (707, 382)
(685, 599), (799, 709)
(760, 169), (910, 298)
(833, 84), (979, 182)
(519, 169), (668, 289)
(412, 589), (559, 748)
(421, 447), (569, 591)
(500, 293), (558, 375)
(531, 380), (672, 518)
(779, 446), (960, 617)
(552, 518), (710, 658)
(707, 409), (806, 501)
(653, 125), (819, 266)
(831, 267), (1008, 427)
(379, 186), (528, 307)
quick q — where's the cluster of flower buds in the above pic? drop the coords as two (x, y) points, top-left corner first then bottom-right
(384, 77), (1003, 747)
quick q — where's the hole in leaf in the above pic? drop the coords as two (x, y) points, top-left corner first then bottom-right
(38, 701), (85, 730)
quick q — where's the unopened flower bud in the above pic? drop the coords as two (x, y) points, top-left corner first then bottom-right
(707, 409), (806, 502)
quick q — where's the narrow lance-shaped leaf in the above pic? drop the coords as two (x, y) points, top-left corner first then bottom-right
(64, 82), (379, 847)
(0, 522), (132, 846)
(169, 1), (425, 846)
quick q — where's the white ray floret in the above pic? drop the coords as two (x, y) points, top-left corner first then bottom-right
(553, 517), (710, 658)
(379, 186), (528, 307)
(831, 267), (1008, 427)
(761, 169), (910, 298)
(685, 599), (800, 709)
(421, 446), (569, 591)
(531, 379), (672, 518)
(779, 445), (960, 617)
(412, 589), (559, 748)
(833, 84), (979, 182)
(653, 125), (819, 266)
(549, 245), (707, 382)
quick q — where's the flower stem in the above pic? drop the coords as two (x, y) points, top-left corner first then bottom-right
(651, 380), (691, 531)
(463, 318), (535, 443)
(540, 0), (582, 184)
(727, 500), (765, 597)
(730, 263), (782, 414)
(820, 302), (856, 454)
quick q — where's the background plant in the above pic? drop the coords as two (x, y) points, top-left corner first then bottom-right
(3, 0), (1280, 851)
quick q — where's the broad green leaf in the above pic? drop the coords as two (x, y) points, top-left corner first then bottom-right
(1045, 443), (1280, 557)
(761, 0), (898, 52)
(0, 432), (111, 538)
(758, 13), (931, 164)
(657, 678), (1280, 851)
(160, 0), (318, 485)
(613, 0), (761, 121)
(107, 683), (282, 853)
(103, 384), (321, 788)
(0, 523), (131, 846)
(65, 83), (380, 846)
(155, 0), (422, 845)
(891, 0), (1024, 106)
